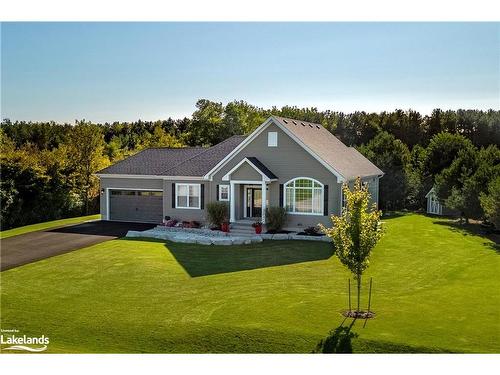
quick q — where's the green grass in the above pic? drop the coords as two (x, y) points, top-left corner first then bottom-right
(1, 214), (498, 353)
(0, 214), (101, 239)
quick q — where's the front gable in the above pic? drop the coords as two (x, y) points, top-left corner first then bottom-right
(206, 117), (344, 183)
(212, 121), (339, 185)
(228, 160), (263, 181)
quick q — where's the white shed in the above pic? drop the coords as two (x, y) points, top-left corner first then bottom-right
(426, 187), (443, 215)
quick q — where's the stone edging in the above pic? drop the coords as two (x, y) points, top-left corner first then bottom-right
(125, 226), (331, 245)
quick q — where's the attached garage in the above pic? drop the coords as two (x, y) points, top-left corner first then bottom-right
(108, 189), (163, 223)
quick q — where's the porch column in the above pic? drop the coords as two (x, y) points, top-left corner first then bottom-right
(261, 180), (267, 224)
(230, 182), (236, 222)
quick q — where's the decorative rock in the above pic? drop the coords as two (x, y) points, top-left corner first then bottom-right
(172, 236), (196, 244)
(195, 237), (213, 245)
(249, 236), (263, 243)
(231, 238), (246, 245)
(128, 226), (327, 245)
(125, 230), (141, 238)
(260, 234), (274, 240)
(272, 233), (289, 240)
(212, 238), (233, 246)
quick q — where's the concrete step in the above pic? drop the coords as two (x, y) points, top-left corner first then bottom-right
(232, 223), (257, 228)
(234, 219), (259, 224)
(229, 228), (257, 236)
(231, 228), (254, 232)
(231, 224), (255, 229)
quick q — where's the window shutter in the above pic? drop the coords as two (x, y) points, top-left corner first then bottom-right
(201, 184), (205, 209)
(216, 184), (220, 201)
(323, 185), (329, 216)
(172, 183), (176, 208)
(279, 184), (284, 207)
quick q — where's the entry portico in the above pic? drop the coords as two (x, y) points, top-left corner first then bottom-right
(222, 157), (278, 223)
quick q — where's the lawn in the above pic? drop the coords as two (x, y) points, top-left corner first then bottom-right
(0, 214), (498, 353)
(0, 214), (101, 239)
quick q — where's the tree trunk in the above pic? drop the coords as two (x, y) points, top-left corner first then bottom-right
(356, 273), (361, 313)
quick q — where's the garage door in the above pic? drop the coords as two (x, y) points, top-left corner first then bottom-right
(109, 190), (163, 223)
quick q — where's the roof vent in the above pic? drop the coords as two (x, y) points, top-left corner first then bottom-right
(301, 122), (305, 126)
(292, 121), (297, 125)
(283, 119), (288, 124)
(308, 123), (313, 128)
(316, 125), (320, 129)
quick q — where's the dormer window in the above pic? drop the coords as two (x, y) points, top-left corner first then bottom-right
(268, 131), (278, 147)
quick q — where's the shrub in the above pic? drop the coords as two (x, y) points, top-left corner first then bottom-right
(304, 226), (321, 236)
(266, 206), (287, 232)
(206, 201), (229, 228)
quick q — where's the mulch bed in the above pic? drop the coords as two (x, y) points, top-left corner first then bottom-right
(342, 310), (375, 319)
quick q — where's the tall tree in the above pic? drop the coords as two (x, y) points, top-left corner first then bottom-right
(425, 132), (474, 177)
(223, 100), (266, 135)
(187, 99), (225, 146)
(320, 178), (383, 315)
(358, 131), (410, 210)
(435, 145), (500, 222)
(480, 177), (500, 228)
(66, 121), (108, 215)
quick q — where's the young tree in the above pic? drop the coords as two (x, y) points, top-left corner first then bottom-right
(319, 178), (383, 315)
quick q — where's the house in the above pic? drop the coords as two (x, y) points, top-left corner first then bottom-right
(97, 116), (383, 229)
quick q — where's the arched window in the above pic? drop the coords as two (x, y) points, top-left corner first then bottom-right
(284, 177), (323, 215)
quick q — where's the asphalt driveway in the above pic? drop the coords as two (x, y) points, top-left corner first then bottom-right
(0, 221), (155, 271)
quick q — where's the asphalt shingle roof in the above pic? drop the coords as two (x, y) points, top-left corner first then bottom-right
(99, 116), (382, 180)
(271, 116), (383, 179)
(98, 136), (245, 176)
(164, 136), (246, 176)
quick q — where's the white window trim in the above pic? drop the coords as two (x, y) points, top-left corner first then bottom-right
(222, 157), (276, 182)
(219, 184), (230, 201)
(283, 177), (324, 216)
(268, 131), (278, 147)
(175, 183), (201, 209)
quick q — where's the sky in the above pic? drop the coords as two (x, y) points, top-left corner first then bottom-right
(1, 22), (499, 123)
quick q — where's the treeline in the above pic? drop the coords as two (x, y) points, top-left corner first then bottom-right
(1, 99), (499, 230)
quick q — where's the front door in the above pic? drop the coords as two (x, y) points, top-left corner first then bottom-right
(246, 188), (262, 218)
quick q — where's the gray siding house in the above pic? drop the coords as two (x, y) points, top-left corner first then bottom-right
(97, 116), (383, 229)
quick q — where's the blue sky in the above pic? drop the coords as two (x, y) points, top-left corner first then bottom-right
(1, 22), (498, 123)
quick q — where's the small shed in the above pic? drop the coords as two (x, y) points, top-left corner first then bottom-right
(426, 188), (443, 215)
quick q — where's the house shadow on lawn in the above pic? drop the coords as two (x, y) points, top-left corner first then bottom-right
(432, 220), (500, 253)
(166, 241), (334, 277)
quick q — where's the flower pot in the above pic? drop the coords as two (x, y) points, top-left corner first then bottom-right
(221, 222), (230, 233)
(254, 226), (262, 234)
